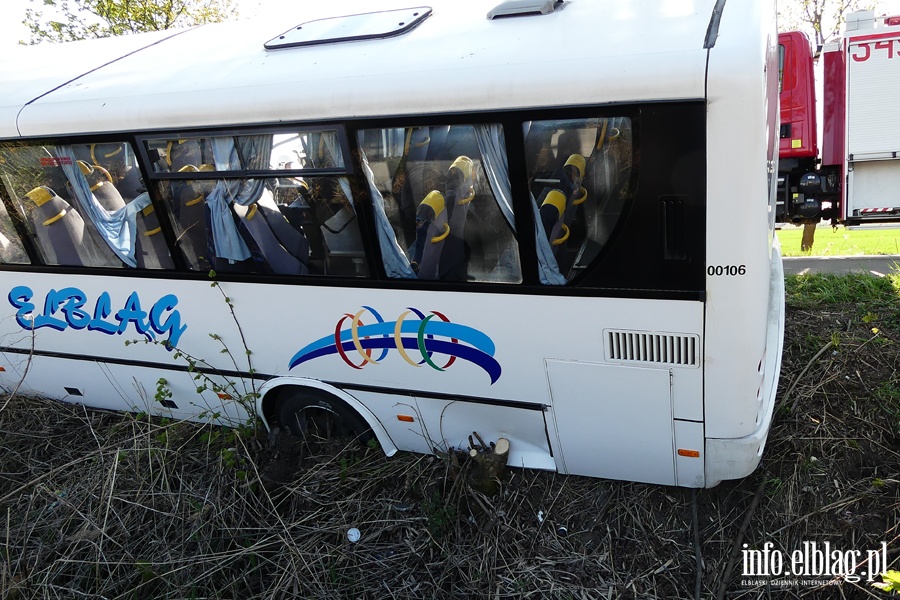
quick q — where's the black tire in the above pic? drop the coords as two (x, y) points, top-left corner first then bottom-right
(276, 389), (373, 444)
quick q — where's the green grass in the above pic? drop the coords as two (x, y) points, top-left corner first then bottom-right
(777, 226), (900, 257)
(785, 271), (900, 314)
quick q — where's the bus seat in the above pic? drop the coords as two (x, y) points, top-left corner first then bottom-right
(536, 153), (587, 269)
(166, 139), (205, 172)
(320, 205), (365, 275)
(233, 195), (309, 275)
(26, 186), (88, 266)
(88, 142), (146, 199)
(134, 204), (175, 269)
(395, 127), (432, 246)
(256, 192), (309, 264)
(170, 165), (211, 265)
(280, 181), (325, 273)
(440, 155), (476, 281)
(561, 153), (587, 222)
(411, 190), (449, 279)
(538, 188), (568, 254)
(77, 160), (126, 211)
(425, 126), (450, 161)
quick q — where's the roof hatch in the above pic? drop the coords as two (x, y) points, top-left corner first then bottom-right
(265, 7), (432, 50)
(487, 0), (563, 20)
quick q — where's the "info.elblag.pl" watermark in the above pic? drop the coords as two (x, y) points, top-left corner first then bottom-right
(742, 541), (889, 585)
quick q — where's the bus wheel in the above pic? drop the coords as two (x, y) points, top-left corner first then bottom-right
(276, 389), (373, 445)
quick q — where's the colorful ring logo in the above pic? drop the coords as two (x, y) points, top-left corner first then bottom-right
(289, 306), (501, 384)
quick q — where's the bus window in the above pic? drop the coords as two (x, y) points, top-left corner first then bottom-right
(146, 129), (346, 173)
(0, 200), (29, 265)
(146, 131), (368, 277)
(0, 141), (172, 269)
(524, 117), (633, 282)
(357, 123), (521, 283)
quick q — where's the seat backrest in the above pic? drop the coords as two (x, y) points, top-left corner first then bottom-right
(134, 204), (175, 269)
(170, 165), (212, 264)
(537, 154), (587, 256)
(411, 190), (449, 280)
(395, 127), (432, 246)
(26, 186), (88, 266)
(440, 155), (476, 280)
(232, 190), (309, 275)
(77, 160), (126, 211)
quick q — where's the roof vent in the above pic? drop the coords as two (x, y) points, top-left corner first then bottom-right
(265, 7), (431, 50)
(487, 0), (563, 20)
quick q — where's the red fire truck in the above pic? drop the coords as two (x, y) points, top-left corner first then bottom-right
(779, 10), (900, 225)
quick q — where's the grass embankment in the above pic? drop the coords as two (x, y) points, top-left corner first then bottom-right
(1, 274), (899, 598)
(778, 225), (900, 257)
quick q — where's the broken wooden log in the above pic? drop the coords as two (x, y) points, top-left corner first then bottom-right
(465, 434), (509, 497)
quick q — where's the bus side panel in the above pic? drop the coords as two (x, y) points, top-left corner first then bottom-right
(704, 0), (780, 442)
(546, 360), (676, 486)
(0, 353), (250, 425)
(411, 397), (556, 472)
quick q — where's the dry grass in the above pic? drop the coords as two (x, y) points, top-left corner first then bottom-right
(1, 276), (899, 599)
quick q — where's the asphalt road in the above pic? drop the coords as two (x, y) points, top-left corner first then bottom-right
(782, 255), (900, 276)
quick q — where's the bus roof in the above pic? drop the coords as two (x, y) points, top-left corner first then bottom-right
(2, 0), (723, 138)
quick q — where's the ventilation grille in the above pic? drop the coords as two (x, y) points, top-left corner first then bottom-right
(605, 330), (700, 367)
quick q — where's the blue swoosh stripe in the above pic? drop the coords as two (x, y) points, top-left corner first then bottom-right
(289, 336), (501, 383)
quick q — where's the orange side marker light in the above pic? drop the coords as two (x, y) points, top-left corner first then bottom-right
(677, 449), (701, 458)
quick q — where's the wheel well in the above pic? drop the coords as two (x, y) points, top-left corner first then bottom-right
(258, 380), (398, 455)
(261, 384), (358, 428)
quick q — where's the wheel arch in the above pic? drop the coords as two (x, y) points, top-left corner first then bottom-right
(257, 377), (398, 456)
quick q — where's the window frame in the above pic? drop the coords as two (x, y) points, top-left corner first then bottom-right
(0, 101), (705, 302)
(137, 125), (355, 181)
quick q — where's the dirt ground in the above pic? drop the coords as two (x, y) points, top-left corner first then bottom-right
(1, 279), (898, 599)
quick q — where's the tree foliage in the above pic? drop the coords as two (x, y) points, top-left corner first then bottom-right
(24, 0), (237, 45)
(778, 0), (877, 44)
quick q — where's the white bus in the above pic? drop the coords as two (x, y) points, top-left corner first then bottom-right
(0, 0), (783, 488)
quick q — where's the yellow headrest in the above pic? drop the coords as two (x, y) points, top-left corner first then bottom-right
(26, 186), (53, 207)
(77, 160), (94, 176)
(420, 190), (446, 217)
(178, 164), (199, 173)
(541, 189), (567, 218)
(564, 154), (586, 178)
(449, 155), (474, 180)
(141, 205), (156, 217)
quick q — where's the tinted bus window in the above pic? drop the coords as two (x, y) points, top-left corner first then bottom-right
(358, 123), (521, 283)
(524, 117), (634, 282)
(0, 141), (173, 269)
(145, 131), (368, 277)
